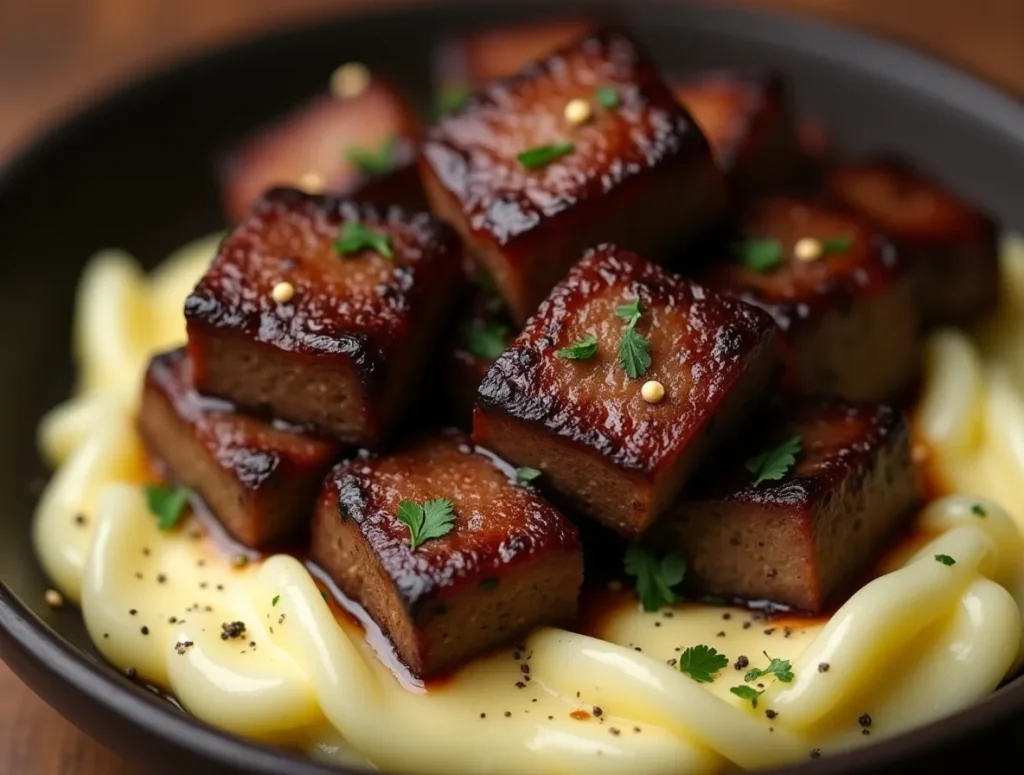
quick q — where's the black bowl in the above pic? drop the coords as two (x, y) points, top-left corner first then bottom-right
(1, 1), (1023, 773)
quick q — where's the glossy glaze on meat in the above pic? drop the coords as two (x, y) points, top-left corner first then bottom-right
(654, 399), (919, 611)
(825, 157), (999, 325)
(672, 70), (808, 197)
(218, 80), (422, 222)
(698, 195), (920, 401)
(139, 348), (340, 547)
(421, 26), (727, 323)
(310, 430), (582, 676)
(473, 244), (780, 538)
(185, 188), (462, 445)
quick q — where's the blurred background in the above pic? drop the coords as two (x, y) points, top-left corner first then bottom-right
(0, 0), (1021, 771)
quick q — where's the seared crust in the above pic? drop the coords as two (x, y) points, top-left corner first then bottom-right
(421, 27), (727, 323)
(138, 349), (340, 547)
(473, 245), (780, 538)
(654, 399), (920, 611)
(218, 80), (422, 222)
(824, 157), (999, 325)
(310, 431), (582, 676)
(185, 188), (462, 445)
(699, 195), (920, 401)
(673, 70), (808, 197)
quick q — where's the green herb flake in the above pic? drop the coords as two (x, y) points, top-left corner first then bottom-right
(935, 554), (956, 566)
(143, 483), (191, 531)
(733, 239), (784, 273)
(743, 652), (794, 684)
(745, 435), (802, 488)
(821, 235), (854, 254)
(517, 141), (575, 170)
(272, 595), (280, 607)
(556, 334), (598, 361)
(397, 498), (456, 551)
(463, 322), (509, 360)
(335, 222), (393, 259)
(515, 467), (542, 485)
(595, 85), (621, 109)
(730, 685), (764, 708)
(678, 645), (729, 684)
(616, 297), (651, 379)
(623, 544), (687, 612)
(616, 298), (642, 323)
(436, 83), (472, 116)
(345, 136), (399, 175)
(971, 503), (987, 517)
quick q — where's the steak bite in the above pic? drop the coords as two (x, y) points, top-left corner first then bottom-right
(185, 189), (462, 446)
(698, 195), (920, 402)
(672, 71), (808, 198)
(421, 27), (727, 324)
(651, 399), (920, 612)
(139, 349), (340, 548)
(218, 75), (422, 222)
(824, 158), (999, 326)
(473, 245), (780, 539)
(310, 432), (582, 676)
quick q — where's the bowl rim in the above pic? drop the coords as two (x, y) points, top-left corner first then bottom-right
(2, 1), (1023, 773)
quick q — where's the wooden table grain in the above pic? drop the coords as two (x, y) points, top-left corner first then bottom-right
(1, 0), (1022, 772)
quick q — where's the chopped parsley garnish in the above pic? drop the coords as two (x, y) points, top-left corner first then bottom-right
(463, 322), (509, 360)
(616, 297), (651, 379)
(934, 554), (956, 566)
(743, 652), (794, 684)
(397, 498), (456, 551)
(971, 503), (987, 517)
(623, 544), (686, 612)
(678, 645), (729, 683)
(335, 222), (393, 259)
(515, 467), (542, 485)
(143, 483), (191, 531)
(745, 435), (802, 487)
(733, 238), (784, 272)
(517, 141), (575, 169)
(272, 595), (280, 607)
(821, 236), (853, 254)
(556, 334), (598, 360)
(730, 685), (764, 708)
(435, 83), (472, 116)
(595, 85), (621, 109)
(345, 136), (398, 175)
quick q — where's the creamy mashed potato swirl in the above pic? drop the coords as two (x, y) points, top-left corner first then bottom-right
(32, 234), (1024, 773)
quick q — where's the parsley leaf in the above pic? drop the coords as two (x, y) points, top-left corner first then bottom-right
(595, 85), (621, 109)
(462, 322), (509, 360)
(971, 503), (987, 517)
(821, 236), (853, 254)
(345, 136), (398, 175)
(517, 141), (574, 169)
(730, 685), (764, 708)
(272, 595), (280, 607)
(743, 651), (794, 684)
(934, 554), (956, 566)
(623, 544), (687, 612)
(678, 645), (729, 683)
(745, 435), (802, 487)
(733, 239), (783, 272)
(397, 498), (456, 550)
(435, 83), (472, 116)
(556, 334), (598, 360)
(616, 297), (651, 379)
(515, 467), (542, 484)
(143, 483), (191, 531)
(335, 222), (393, 259)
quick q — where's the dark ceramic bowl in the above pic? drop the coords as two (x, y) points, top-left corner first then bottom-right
(2, 1), (1023, 773)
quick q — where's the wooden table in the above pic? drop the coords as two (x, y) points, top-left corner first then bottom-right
(1, 0), (1022, 771)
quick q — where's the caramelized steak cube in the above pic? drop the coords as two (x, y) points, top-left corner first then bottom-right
(218, 78), (422, 222)
(421, 27), (727, 324)
(311, 432), (582, 676)
(699, 195), (919, 401)
(139, 349), (340, 548)
(185, 189), (462, 446)
(673, 71), (807, 197)
(473, 245), (780, 539)
(825, 158), (999, 325)
(652, 400), (920, 612)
